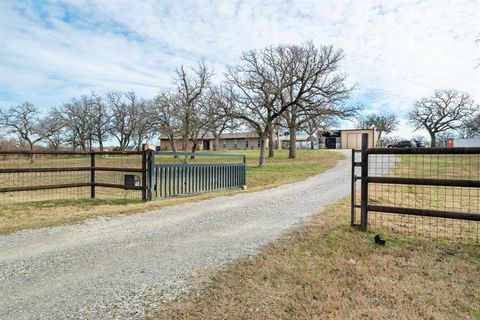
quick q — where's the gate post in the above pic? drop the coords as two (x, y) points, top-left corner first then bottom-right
(360, 133), (369, 230)
(142, 144), (155, 201)
(142, 145), (147, 201)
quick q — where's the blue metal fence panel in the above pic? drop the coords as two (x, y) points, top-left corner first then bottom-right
(148, 152), (246, 199)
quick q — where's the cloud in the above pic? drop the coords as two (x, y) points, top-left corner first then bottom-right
(1, 0), (479, 137)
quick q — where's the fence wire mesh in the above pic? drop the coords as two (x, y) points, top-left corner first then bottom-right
(366, 152), (480, 243)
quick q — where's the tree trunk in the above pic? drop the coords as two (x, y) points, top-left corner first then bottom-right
(310, 139), (314, 150)
(28, 140), (35, 163)
(190, 141), (198, 160)
(376, 132), (382, 147)
(168, 137), (178, 158)
(268, 127), (274, 158)
(213, 133), (219, 151)
(288, 128), (297, 159)
(429, 131), (437, 147)
(136, 137), (143, 151)
(98, 137), (104, 151)
(259, 135), (266, 167)
(182, 133), (188, 152)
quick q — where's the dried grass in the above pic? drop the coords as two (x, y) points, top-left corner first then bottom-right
(154, 199), (480, 320)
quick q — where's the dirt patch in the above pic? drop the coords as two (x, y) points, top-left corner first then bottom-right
(155, 199), (480, 320)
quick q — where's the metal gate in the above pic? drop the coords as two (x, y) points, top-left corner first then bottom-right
(351, 134), (480, 235)
(146, 151), (246, 200)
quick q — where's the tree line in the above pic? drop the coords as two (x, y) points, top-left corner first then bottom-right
(0, 42), (358, 166)
(355, 88), (479, 147)
(2, 41), (478, 166)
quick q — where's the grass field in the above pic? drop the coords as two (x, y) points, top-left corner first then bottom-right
(155, 198), (480, 320)
(0, 149), (344, 234)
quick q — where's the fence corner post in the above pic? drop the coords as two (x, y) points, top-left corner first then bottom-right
(360, 133), (369, 231)
(90, 152), (96, 199)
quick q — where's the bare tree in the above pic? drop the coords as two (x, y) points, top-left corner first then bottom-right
(357, 112), (399, 145)
(108, 91), (138, 151)
(409, 89), (477, 147)
(465, 114), (480, 138)
(151, 91), (182, 153)
(90, 93), (111, 151)
(0, 102), (43, 160)
(173, 61), (212, 154)
(61, 96), (95, 151)
(208, 87), (238, 151)
(280, 43), (354, 158)
(40, 110), (67, 151)
(131, 99), (155, 150)
(225, 46), (307, 166)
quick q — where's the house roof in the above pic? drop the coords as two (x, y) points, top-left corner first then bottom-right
(203, 132), (260, 140)
(160, 132), (260, 140)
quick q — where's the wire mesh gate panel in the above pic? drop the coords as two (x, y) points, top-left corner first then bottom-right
(148, 152), (246, 199)
(352, 134), (480, 242)
(0, 150), (145, 204)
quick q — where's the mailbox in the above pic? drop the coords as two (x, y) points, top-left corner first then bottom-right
(124, 175), (140, 187)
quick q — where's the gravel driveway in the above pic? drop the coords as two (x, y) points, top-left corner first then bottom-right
(1, 150), (352, 319)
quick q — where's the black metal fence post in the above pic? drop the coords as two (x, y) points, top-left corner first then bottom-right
(142, 145), (147, 201)
(360, 133), (369, 231)
(90, 152), (95, 199)
(147, 150), (154, 200)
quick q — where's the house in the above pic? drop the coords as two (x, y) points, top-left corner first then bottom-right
(159, 129), (378, 151)
(319, 129), (378, 149)
(159, 132), (281, 151)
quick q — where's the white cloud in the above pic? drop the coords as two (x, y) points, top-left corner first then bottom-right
(0, 0), (479, 138)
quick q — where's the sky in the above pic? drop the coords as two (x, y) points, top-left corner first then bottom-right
(1, 0), (480, 139)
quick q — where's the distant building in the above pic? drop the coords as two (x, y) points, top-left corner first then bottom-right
(319, 129), (378, 149)
(159, 132), (281, 151)
(159, 129), (378, 151)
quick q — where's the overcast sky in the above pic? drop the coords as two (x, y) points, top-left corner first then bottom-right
(1, 0), (479, 138)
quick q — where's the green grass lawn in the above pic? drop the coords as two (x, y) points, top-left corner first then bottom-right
(0, 149), (344, 234)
